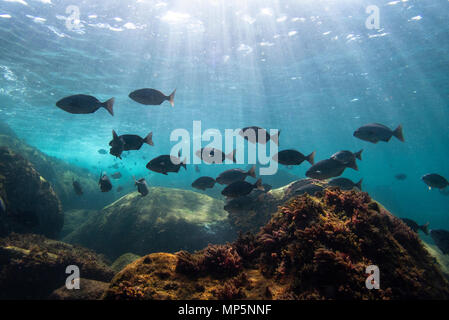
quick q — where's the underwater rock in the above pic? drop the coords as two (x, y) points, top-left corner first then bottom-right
(0, 233), (114, 299)
(104, 189), (449, 300)
(0, 121), (113, 211)
(423, 241), (449, 280)
(226, 178), (327, 234)
(49, 278), (109, 300)
(60, 209), (97, 238)
(111, 253), (141, 273)
(63, 187), (235, 260)
(0, 147), (63, 238)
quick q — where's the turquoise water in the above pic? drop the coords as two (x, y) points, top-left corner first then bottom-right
(0, 0), (448, 230)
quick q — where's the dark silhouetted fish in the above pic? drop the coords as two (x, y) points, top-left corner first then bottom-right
(273, 149), (315, 166)
(0, 196), (6, 214)
(216, 166), (256, 185)
(129, 88), (176, 107)
(395, 173), (407, 181)
(98, 149), (107, 155)
(328, 178), (362, 190)
(224, 196), (256, 214)
(56, 94), (114, 116)
(331, 150), (362, 171)
(195, 147), (236, 164)
(146, 153), (186, 175)
(72, 179), (83, 196)
(99, 173), (112, 192)
(306, 158), (346, 180)
(222, 178), (264, 198)
(430, 229), (449, 254)
(239, 126), (280, 145)
(109, 130), (125, 159)
(192, 176), (216, 191)
(353, 123), (404, 143)
(422, 174), (449, 190)
(109, 130), (153, 159)
(134, 177), (149, 196)
(111, 172), (122, 179)
(292, 183), (323, 196)
(400, 218), (429, 235)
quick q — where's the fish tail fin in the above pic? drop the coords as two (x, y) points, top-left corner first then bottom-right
(226, 149), (236, 162)
(355, 149), (363, 160)
(393, 124), (404, 142)
(103, 98), (115, 116)
(421, 222), (430, 235)
(168, 89), (176, 107)
(270, 130), (280, 145)
(306, 151), (316, 165)
(144, 132), (154, 146)
(255, 178), (264, 191)
(355, 179), (363, 190)
(349, 159), (359, 171)
(248, 165), (256, 178)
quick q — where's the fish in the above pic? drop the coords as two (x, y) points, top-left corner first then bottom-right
(195, 148), (236, 164)
(422, 174), (449, 190)
(134, 177), (149, 196)
(292, 183), (323, 196)
(328, 178), (362, 191)
(331, 150), (362, 171)
(273, 150), (315, 166)
(56, 94), (114, 116)
(117, 186), (124, 192)
(430, 229), (449, 255)
(109, 130), (153, 159)
(192, 176), (216, 191)
(72, 179), (83, 196)
(99, 172), (112, 192)
(195, 165), (200, 173)
(306, 158), (346, 180)
(400, 218), (429, 235)
(0, 196), (6, 214)
(395, 173), (407, 181)
(146, 153), (186, 175)
(224, 196), (256, 214)
(111, 172), (122, 179)
(98, 149), (108, 155)
(216, 166), (256, 185)
(221, 178), (264, 198)
(109, 130), (125, 159)
(353, 123), (404, 143)
(239, 126), (280, 145)
(129, 88), (176, 107)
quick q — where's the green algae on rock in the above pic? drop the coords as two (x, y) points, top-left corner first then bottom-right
(0, 233), (115, 299)
(64, 187), (235, 260)
(0, 147), (63, 238)
(111, 253), (141, 273)
(103, 189), (449, 300)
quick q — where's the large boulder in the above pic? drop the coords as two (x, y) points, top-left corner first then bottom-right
(64, 187), (235, 260)
(0, 147), (63, 238)
(0, 233), (114, 299)
(103, 189), (449, 300)
(0, 120), (113, 211)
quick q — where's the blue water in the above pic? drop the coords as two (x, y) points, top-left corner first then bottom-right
(0, 0), (448, 229)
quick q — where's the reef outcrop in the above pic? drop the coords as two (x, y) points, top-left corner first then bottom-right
(64, 187), (235, 260)
(0, 121), (112, 210)
(0, 233), (114, 299)
(103, 189), (449, 300)
(0, 147), (63, 238)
